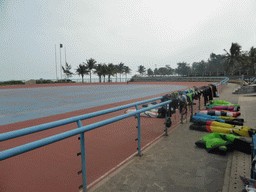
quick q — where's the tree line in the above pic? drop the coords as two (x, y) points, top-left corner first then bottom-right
(62, 59), (131, 83)
(63, 42), (256, 83)
(136, 43), (256, 77)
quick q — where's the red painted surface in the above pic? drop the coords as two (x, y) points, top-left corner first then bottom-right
(0, 82), (210, 192)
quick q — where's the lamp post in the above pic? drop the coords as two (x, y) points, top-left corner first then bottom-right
(55, 45), (58, 80)
(60, 44), (63, 80)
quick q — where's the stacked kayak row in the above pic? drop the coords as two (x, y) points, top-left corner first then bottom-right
(193, 99), (253, 156)
(192, 94), (256, 190)
(190, 100), (256, 137)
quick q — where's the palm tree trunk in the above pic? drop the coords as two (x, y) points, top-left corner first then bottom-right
(251, 63), (255, 76)
(82, 75), (84, 83)
(90, 72), (91, 83)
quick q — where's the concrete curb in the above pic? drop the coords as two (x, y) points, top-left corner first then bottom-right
(222, 153), (233, 192)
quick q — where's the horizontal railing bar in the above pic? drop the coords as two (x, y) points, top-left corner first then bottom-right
(0, 100), (172, 161)
(134, 76), (227, 78)
(0, 96), (169, 142)
(133, 77), (227, 80)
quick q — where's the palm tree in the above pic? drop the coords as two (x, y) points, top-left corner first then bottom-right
(101, 63), (108, 83)
(154, 68), (158, 77)
(93, 64), (103, 83)
(224, 43), (242, 75)
(239, 51), (250, 75)
(85, 58), (97, 83)
(117, 62), (125, 82)
(249, 47), (256, 77)
(76, 64), (89, 83)
(62, 62), (73, 81)
(147, 68), (154, 76)
(137, 65), (146, 76)
(208, 53), (226, 74)
(113, 65), (118, 82)
(165, 65), (173, 76)
(124, 66), (131, 81)
(106, 63), (115, 82)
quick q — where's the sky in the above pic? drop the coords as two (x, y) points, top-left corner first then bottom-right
(1, 0), (256, 81)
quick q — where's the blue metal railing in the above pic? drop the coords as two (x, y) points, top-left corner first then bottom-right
(133, 76), (228, 82)
(0, 76), (229, 192)
(0, 101), (172, 160)
(0, 96), (165, 142)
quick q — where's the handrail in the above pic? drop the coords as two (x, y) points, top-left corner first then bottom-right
(133, 76), (228, 80)
(0, 100), (171, 161)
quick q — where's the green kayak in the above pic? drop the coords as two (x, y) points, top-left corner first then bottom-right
(209, 100), (240, 107)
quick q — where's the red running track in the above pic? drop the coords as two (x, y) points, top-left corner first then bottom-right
(0, 82), (211, 192)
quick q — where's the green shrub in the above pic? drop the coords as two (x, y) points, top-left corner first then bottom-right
(36, 79), (55, 84)
(0, 80), (25, 86)
(55, 79), (75, 83)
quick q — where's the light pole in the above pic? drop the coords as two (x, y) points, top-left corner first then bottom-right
(60, 44), (63, 80)
(55, 45), (58, 80)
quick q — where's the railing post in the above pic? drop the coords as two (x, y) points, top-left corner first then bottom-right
(77, 120), (87, 192)
(181, 110), (183, 124)
(135, 105), (142, 156)
(165, 104), (168, 136)
(191, 98), (194, 117)
(198, 96), (201, 111)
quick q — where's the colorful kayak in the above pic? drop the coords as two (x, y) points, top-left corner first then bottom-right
(217, 116), (243, 121)
(209, 100), (240, 107)
(191, 113), (243, 126)
(195, 133), (251, 155)
(194, 113), (244, 121)
(206, 105), (238, 111)
(205, 109), (240, 116)
(190, 121), (255, 137)
(198, 110), (240, 117)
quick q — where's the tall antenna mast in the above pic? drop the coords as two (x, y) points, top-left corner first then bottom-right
(60, 44), (63, 80)
(55, 45), (58, 80)
(65, 47), (67, 64)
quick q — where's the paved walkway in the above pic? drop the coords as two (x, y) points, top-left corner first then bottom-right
(89, 83), (255, 192)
